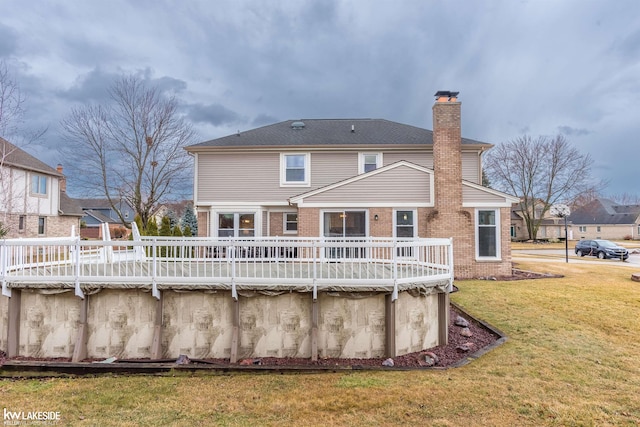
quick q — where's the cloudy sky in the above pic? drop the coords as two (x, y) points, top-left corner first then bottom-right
(2, 0), (639, 197)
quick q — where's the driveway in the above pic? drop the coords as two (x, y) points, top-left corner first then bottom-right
(513, 249), (640, 266)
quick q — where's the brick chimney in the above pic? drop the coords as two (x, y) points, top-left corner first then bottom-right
(432, 91), (462, 212)
(56, 164), (67, 193)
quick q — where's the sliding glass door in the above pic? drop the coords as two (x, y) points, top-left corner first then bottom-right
(323, 211), (366, 258)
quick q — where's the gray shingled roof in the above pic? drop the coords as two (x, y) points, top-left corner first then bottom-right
(1, 137), (62, 176)
(186, 119), (490, 149)
(83, 209), (118, 224)
(59, 192), (84, 216)
(568, 198), (640, 225)
(75, 198), (118, 209)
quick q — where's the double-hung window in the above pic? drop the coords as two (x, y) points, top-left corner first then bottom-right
(284, 212), (298, 234)
(477, 209), (500, 259)
(359, 153), (382, 174)
(280, 153), (310, 186)
(31, 174), (47, 195)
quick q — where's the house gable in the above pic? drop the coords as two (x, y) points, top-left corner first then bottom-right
(462, 181), (520, 208)
(289, 161), (434, 207)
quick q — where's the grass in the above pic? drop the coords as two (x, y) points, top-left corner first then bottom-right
(2, 261), (640, 426)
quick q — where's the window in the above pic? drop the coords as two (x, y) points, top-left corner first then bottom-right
(395, 210), (416, 257)
(596, 226), (601, 232)
(359, 153), (382, 174)
(31, 174), (47, 195)
(280, 153), (310, 186)
(18, 215), (25, 231)
(284, 212), (298, 234)
(395, 210), (415, 238)
(477, 209), (499, 258)
(579, 226), (587, 232)
(218, 213), (255, 238)
(38, 217), (46, 235)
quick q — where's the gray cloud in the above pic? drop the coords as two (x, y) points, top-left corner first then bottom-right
(558, 126), (591, 137)
(0, 23), (18, 56)
(1, 0), (639, 195)
(184, 103), (241, 126)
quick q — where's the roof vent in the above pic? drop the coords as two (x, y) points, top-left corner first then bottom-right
(291, 121), (305, 130)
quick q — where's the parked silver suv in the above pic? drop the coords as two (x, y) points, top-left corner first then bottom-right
(575, 239), (629, 260)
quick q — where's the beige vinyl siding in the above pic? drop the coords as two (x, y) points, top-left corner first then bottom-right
(462, 184), (506, 204)
(383, 151), (433, 169)
(311, 152), (357, 186)
(461, 152), (481, 184)
(304, 166), (431, 204)
(197, 152), (356, 202)
(383, 151), (479, 183)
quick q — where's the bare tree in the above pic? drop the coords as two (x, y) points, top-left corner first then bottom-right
(0, 60), (46, 234)
(60, 75), (196, 232)
(606, 192), (640, 205)
(0, 60), (26, 139)
(485, 134), (603, 240)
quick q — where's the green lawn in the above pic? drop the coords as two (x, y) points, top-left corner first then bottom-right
(2, 260), (639, 426)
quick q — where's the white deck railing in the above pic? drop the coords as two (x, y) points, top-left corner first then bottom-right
(1, 233), (453, 301)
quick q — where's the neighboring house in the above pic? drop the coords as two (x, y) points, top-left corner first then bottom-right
(153, 200), (191, 226)
(185, 91), (519, 279)
(75, 198), (135, 239)
(510, 201), (571, 241)
(568, 198), (640, 241)
(0, 137), (83, 238)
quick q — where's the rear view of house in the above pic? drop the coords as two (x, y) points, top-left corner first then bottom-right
(186, 91), (518, 279)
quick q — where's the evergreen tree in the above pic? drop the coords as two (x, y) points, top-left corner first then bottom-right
(146, 217), (158, 236)
(134, 214), (144, 235)
(172, 224), (183, 237)
(159, 216), (172, 236)
(181, 203), (198, 236)
(183, 225), (192, 237)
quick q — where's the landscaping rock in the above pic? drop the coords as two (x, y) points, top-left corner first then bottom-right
(456, 342), (476, 353)
(421, 351), (440, 365)
(419, 354), (436, 367)
(454, 316), (469, 328)
(460, 327), (473, 337)
(238, 358), (262, 365)
(632, 273), (640, 283)
(382, 358), (394, 367)
(175, 354), (191, 365)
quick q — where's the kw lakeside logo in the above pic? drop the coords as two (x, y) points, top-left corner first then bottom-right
(3, 408), (61, 425)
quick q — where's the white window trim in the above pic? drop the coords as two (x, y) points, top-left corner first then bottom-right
(212, 208), (261, 238)
(280, 153), (310, 187)
(475, 208), (501, 261)
(358, 152), (383, 174)
(283, 211), (298, 235)
(393, 209), (417, 238)
(31, 174), (48, 196)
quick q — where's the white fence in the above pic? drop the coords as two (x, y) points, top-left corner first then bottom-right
(1, 232), (453, 301)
